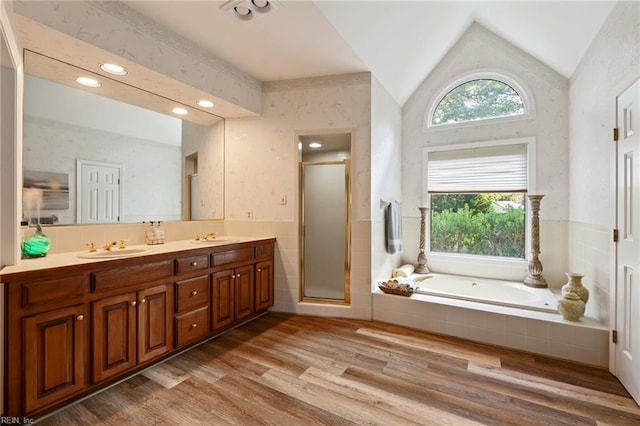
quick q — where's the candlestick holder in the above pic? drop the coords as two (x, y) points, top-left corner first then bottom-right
(523, 195), (548, 288)
(416, 207), (430, 273)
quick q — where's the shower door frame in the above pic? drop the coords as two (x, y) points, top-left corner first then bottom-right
(299, 159), (351, 305)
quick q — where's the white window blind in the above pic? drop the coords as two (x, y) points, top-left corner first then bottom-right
(427, 144), (527, 193)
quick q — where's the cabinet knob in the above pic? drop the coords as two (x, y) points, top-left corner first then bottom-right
(232, 274), (236, 279)
(257, 268), (262, 272)
(131, 301), (137, 307)
(191, 261), (198, 267)
(191, 290), (198, 296)
(191, 323), (198, 329)
(140, 298), (147, 304)
(77, 315), (84, 321)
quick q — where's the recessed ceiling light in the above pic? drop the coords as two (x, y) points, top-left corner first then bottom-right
(197, 100), (214, 108)
(172, 107), (188, 115)
(309, 142), (322, 149)
(76, 77), (101, 88)
(100, 63), (128, 76)
(233, 6), (253, 20)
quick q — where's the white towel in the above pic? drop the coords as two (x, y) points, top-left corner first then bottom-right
(385, 201), (403, 254)
(393, 264), (415, 278)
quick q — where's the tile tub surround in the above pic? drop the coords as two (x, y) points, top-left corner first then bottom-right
(373, 292), (608, 367)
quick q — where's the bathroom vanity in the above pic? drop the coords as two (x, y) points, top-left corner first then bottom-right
(0, 237), (275, 418)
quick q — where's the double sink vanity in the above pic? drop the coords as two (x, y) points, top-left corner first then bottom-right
(0, 237), (276, 419)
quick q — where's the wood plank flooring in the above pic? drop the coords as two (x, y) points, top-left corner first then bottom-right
(39, 313), (640, 425)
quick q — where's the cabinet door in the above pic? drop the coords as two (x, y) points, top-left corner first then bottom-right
(212, 269), (234, 330)
(234, 265), (255, 321)
(138, 284), (172, 363)
(255, 260), (274, 312)
(24, 304), (86, 414)
(91, 292), (137, 383)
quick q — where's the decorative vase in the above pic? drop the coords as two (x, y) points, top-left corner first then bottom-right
(561, 272), (589, 305)
(21, 224), (51, 259)
(557, 291), (585, 321)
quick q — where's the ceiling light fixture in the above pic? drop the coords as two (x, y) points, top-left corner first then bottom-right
(221, 0), (279, 21)
(76, 76), (101, 88)
(172, 107), (188, 115)
(100, 63), (128, 76)
(309, 142), (322, 149)
(197, 100), (215, 108)
(233, 5), (253, 21)
(250, 0), (271, 13)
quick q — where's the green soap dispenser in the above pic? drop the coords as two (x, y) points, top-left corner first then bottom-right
(21, 224), (51, 258)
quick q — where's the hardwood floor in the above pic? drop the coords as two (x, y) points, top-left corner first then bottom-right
(39, 313), (640, 425)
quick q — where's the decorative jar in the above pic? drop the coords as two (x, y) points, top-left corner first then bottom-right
(561, 272), (589, 304)
(557, 292), (585, 321)
(21, 224), (51, 259)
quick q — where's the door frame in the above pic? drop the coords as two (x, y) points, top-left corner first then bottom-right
(76, 159), (123, 223)
(295, 129), (353, 306)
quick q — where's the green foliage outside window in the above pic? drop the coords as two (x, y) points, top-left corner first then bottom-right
(433, 79), (524, 126)
(430, 193), (525, 258)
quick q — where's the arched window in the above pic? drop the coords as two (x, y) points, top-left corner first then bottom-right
(429, 76), (529, 127)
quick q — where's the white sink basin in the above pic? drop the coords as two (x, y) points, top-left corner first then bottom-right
(77, 248), (152, 259)
(191, 238), (238, 245)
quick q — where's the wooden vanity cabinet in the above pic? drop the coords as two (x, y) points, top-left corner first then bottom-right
(91, 292), (137, 383)
(2, 238), (275, 419)
(211, 264), (254, 330)
(137, 284), (173, 363)
(23, 304), (87, 414)
(255, 259), (274, 311)
(174, 274), (210, 348)
(91, 284), (172, 383)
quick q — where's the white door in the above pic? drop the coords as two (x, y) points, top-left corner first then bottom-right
(616, 78), (640, 404)
(77, 160), (122, 223)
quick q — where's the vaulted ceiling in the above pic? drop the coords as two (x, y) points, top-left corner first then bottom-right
(123, 0), (617, 106)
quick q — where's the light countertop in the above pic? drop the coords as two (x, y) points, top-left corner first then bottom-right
(1, 236), (275, 276)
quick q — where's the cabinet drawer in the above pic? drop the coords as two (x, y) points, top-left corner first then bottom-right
(175, 254), (209, 275)
(212, 247), (253, 266)
(91, 259), (173, 292)
(22, 275), (87, 308)
(175, 306), (209, 347)
(175, 275), (209, 313)
(255, 242), (274, 261)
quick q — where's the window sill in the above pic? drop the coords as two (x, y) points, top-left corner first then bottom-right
(426, 252), (528, 282)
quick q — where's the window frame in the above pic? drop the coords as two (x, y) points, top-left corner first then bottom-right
(422, 137), (537, 280)
(424, 70), (536, 132)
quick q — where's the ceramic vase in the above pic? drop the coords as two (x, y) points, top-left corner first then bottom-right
(557, 291), (585, 321)
(561, 272), (589, 304)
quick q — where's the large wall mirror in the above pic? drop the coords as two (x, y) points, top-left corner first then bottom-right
(11, 11), (256, 227)
(22, 50), (224, 225)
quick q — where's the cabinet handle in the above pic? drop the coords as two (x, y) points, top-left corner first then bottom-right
(77, 315), (84, 321)
(191, 323), (198, 329)
(131, 301), (137, 307)
(191, 261), (198, 266)
(140, 298), (146, 304)
(191, 290), (198, 296)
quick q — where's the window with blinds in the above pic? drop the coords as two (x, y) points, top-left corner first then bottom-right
(427, 144), (527, 193)
(427, 143), (528, 259)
